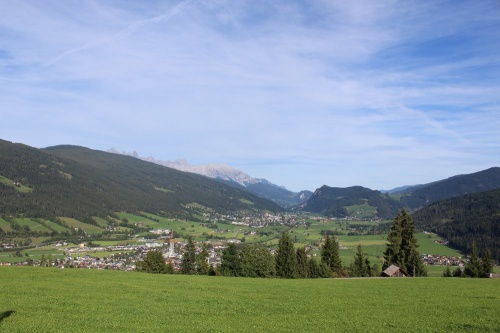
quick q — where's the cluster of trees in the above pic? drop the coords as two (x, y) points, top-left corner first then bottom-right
(443, 243), (494, 278)
(138, 233), (380, 279)
(383, 209), (427, 277)
(138, 209), (430, 278)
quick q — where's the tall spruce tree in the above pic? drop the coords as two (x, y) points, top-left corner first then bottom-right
(308, 257), (320, 278)
(383, 209), (426, 276)
(481, 248), (494, 277)
(464, 241), (482, 278)
(296, 247), (309, 278)
(321, 234), (342, 274)
(180, 236), (196, 274)
(196, 243), (209, 275)
(275, 231), (297, 278)
(352, 244), (370, 277)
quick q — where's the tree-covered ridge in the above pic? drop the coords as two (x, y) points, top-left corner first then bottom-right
(299, 185), (403, 219)
(412, 188), (500, 263)
(398, 167), (500, 209)
(0, 139), (283, 221)
(215, 178), (312, 208)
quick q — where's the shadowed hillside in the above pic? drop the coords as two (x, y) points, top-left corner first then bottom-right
(412, 188), (500, 263)
(0, 140), (282, 222)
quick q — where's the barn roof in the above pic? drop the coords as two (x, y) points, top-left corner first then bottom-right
(383, 264), (400, 276)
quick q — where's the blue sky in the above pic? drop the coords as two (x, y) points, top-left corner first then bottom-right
(1, 0), (499, 192)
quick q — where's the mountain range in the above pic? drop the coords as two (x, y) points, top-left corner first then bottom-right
(108, 148), (312, 208)
(2, 139), (499, 261)
(300, 167), (500, 219)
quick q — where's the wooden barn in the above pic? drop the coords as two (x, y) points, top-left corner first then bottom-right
(382, 264), (408, 277)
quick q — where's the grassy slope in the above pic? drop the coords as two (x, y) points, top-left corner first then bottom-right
(0, 267), (499, 333)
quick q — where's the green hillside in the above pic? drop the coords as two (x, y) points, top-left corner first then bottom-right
(299, 185), (403, 219)
(0, 140), (282, 222)
(412, 188), (500, 263)
(398, 167), (500, 209)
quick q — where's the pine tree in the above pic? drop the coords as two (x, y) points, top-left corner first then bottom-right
(180, 236), (196, 274)
(464, 241), (482, 278)
(383, 212), (403, 271)
(352, 244), (369, 277)
(370, 262), (380, 277)
(481, 248), (494, 277)
(275, 231), (297, 278)
(383, 209), (426, 276)
(196, 243), (209, 275)
(296, 247), (309, 278)
(321, 234), (342, 274)
(442, 265), (452, 277)
(308, 257), (320, 278)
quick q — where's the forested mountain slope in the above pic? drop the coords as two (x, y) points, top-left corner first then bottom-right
(298, 185), (403, 219)
(412, 188), (500, 263)
(216, 178), (312, 208)
(397, 167), (500, 209)
(0, 140), (282, 222)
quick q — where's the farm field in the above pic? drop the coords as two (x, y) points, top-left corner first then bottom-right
(58, 217), (105, 234)
(0, 267), (499, 332)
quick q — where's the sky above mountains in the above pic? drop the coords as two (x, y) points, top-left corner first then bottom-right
(1, 1), (499, 192)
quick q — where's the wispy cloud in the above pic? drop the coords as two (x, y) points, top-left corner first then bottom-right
(0, 0), (499, 191)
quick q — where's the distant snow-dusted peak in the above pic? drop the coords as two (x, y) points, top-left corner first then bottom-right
(108, 149), (261, 186)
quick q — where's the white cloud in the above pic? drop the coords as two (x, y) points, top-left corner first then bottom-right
(0, 0), (499, 191)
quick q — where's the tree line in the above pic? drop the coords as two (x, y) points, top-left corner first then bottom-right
(442, 242), (495, 278)
(138, 209), (430, 278)
(138, 233), (381, 278)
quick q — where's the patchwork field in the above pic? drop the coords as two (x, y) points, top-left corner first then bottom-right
(0, 267), (498, 332)
(58, 217), (105, 234)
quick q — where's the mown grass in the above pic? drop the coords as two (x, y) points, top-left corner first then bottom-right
(0, 175), (32, 193)
(0, 267), (498, 333)
(13, 218), (51, 233)
(58, 217), (104, 234)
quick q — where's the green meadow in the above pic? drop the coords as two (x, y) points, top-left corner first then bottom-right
(0, 267), (499, 332)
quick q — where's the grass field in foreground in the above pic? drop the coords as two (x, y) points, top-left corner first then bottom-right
(0, 267), (499, 333)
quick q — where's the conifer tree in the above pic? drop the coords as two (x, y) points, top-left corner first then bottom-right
(308, 257), (320, 278)
(442, 265), (452, 277)
(321, 234), (342, 274)
(383, 213), (403, 271)
(180, 236), (196, 274)
(481, 248), (494, 277)
(383, 209), (426, 276)
(196, 243), (209, 275)
(296, 247), (309, 278)
(275, 231), (297, 278)
(464, 241), (482, 278)
(352, 244), (370, 277)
